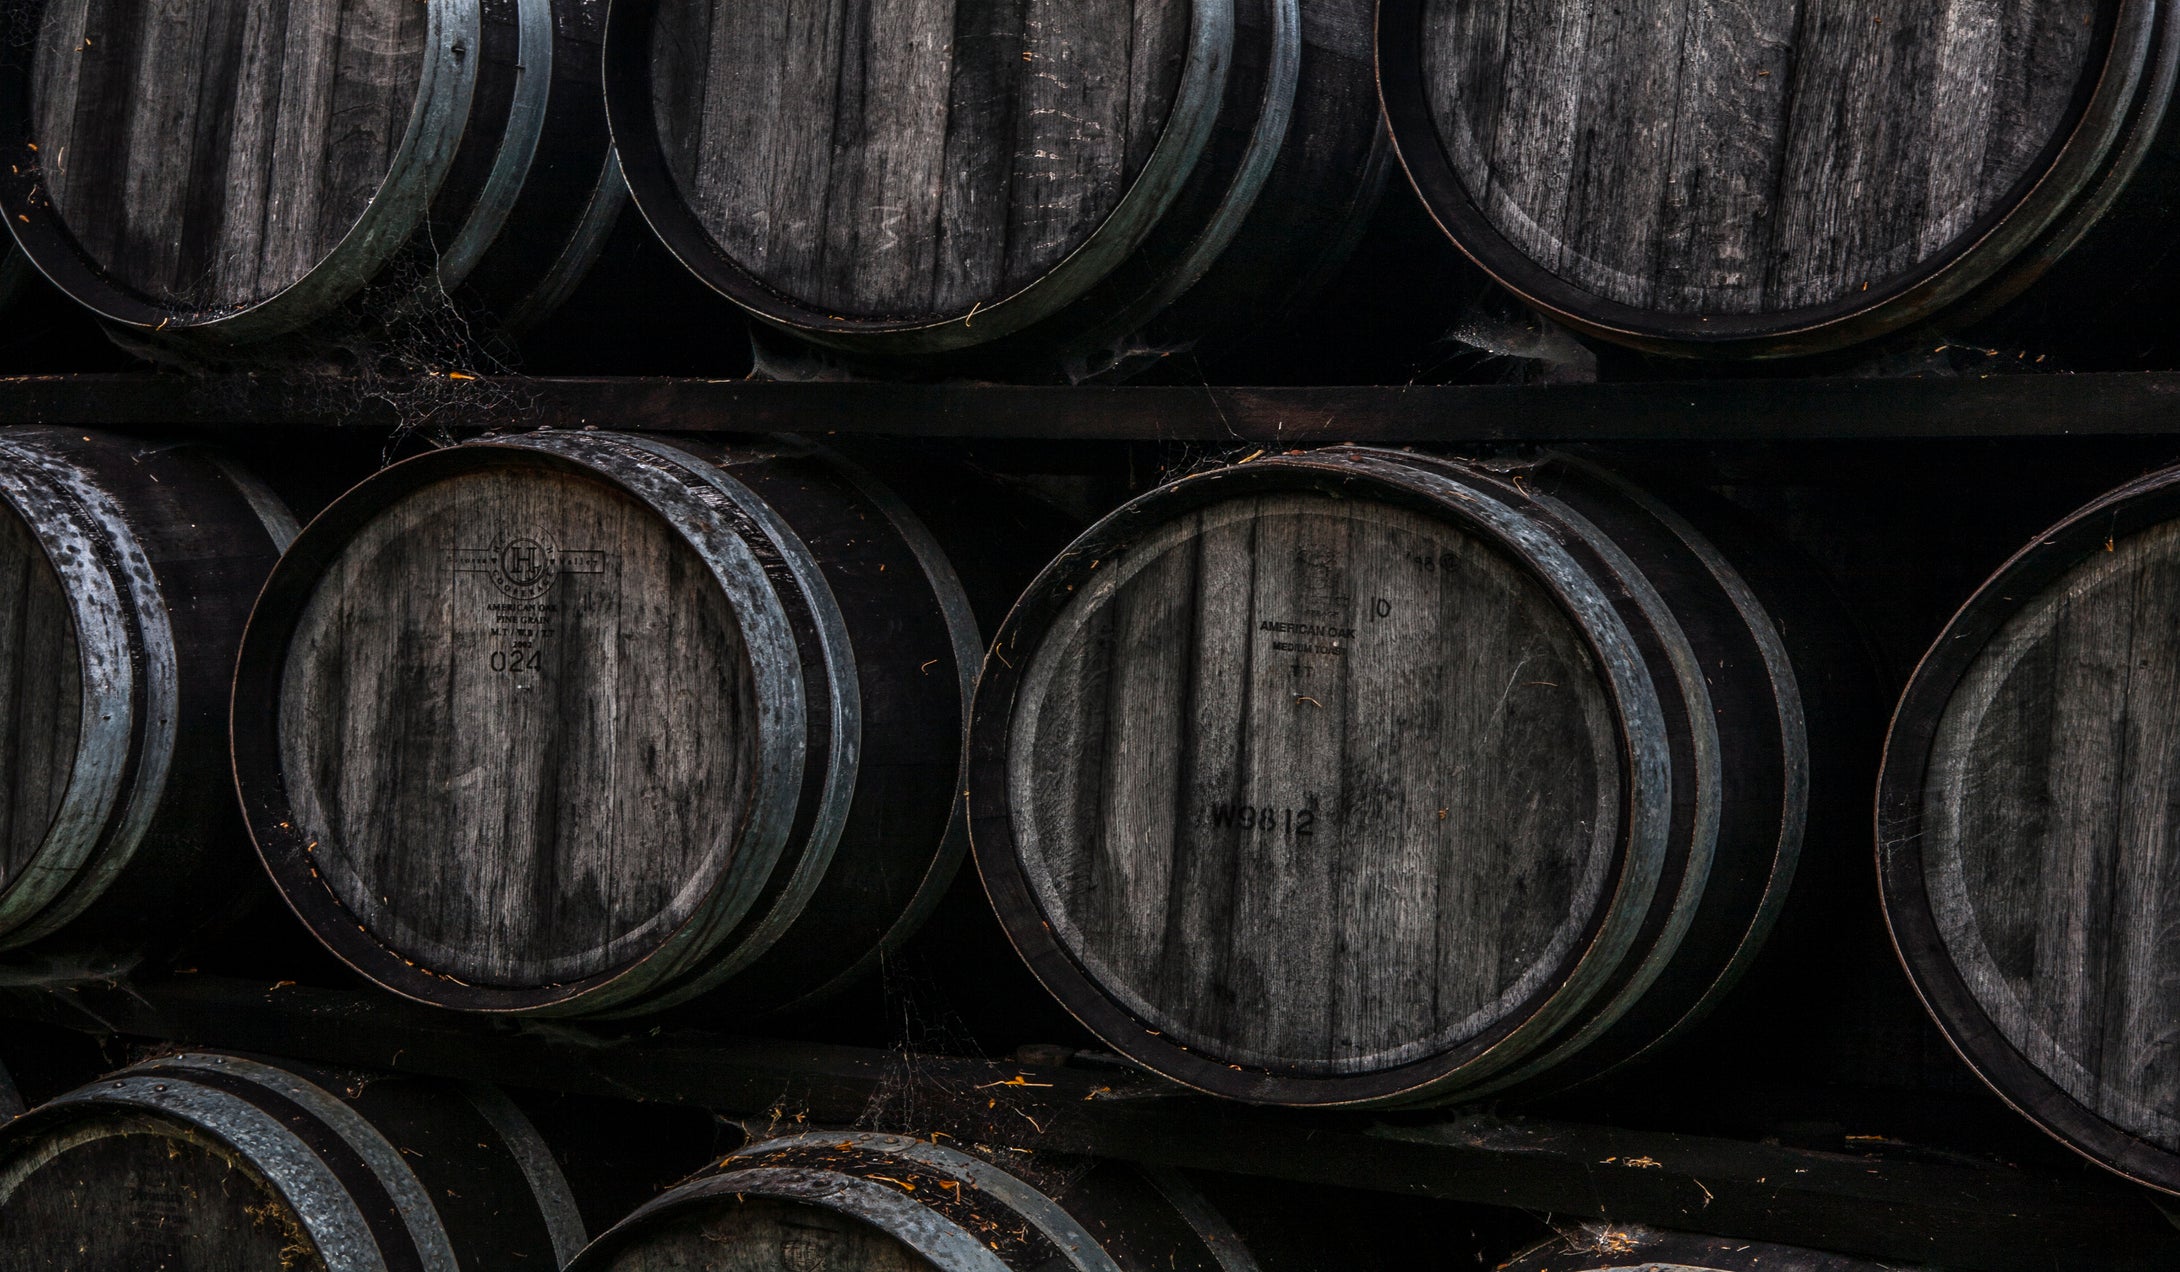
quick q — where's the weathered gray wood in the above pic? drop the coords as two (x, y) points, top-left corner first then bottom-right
(278, 467), (761, 987)
(975, 449), (1822, 1106)
(0, 430), (291, 958)
(0, 1054), (579, 1271)
(0, 1110), (328, 1271)
(571, 1133), (1245, 1272)
(646, 0), (1189, 322)
(1921, 517), (2180, 1154)
(593, 1196), (936, 1272)
(1416, 0), (2102, 313)
(29, 0), (429, 310)
(1009, 492), (1623, 1075)
(0, 495), (80, 898)
(240, 433), (981, 1016)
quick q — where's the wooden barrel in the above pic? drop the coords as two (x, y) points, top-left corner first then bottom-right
(0, 427), (293, 960)
(568, 1131), (1276, 1271)
(602, 0), (1391, 380)
(1879, 463), (2180, 1194)
(232, 432), (982, 1017)
(1504, 1226), (1910, 1270)
(1378, 0), (2180, 360)
(0, 1051), (585, 1269)
(969, 448), (1818, 1106)
(0, 0), (627, 345)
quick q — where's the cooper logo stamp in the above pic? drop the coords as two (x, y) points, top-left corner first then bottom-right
(448, 532), (606, 600)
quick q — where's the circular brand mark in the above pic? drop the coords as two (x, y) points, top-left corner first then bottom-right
(492, 536), (560, 600)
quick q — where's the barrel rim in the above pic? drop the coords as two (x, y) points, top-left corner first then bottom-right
(0, 430), (182, 949)
(231, 434), (810, 1014)
(0, 0), (482, 342)
(154, 1052), (459, 1271)
(600, 0), (1237, 354)
(572, 1163), (1012, 1272)
(968, 449), (1676, 1105)
(1413, 457), (1734, 1101)
(742, 444), (986, 1015)
(1878, 464), (2180, 1196)
(500, 152), (630, 334)
(1375, 0), (2167, 359)
(1, 1073), (393, 1272)
(435, 0), (557, 291)
(1056, 0), (1303, 371)
(573, 433), (864, 1012)
(458, 1082), (588, 1266)
(1442, 457), (1810, 1101)
(1560, 465), (1809, 1076)
(576, 1132), (1122, 1272)
(0, 437), (129, 939)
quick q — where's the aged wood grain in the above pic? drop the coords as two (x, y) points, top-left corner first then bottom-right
(646, 0), (1190, 321)
(0, 1056), (579, 1270)
(1420, 0), (2104, 314)
(30, 0), (429, 311)
(594, 1197), (936, 1272)
(1924, 517), (2180, 1154)
(0, 496), (80, 900)
(0, 1114), (328, 1271)
(1009, 492), (1623, 1075)
(278, 468), (760, 988)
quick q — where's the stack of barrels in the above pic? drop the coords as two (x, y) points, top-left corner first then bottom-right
(0, 0), (2174, 373)
(8, 0), (2180, 1264)
(969, 447), (1839, 1104)
(6, 419), (2180, 1244)
(0, 429), (294, 966)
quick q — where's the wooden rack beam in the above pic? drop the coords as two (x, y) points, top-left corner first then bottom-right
(3, 975), (2173, 1272)
(3, 372), (2180, 442)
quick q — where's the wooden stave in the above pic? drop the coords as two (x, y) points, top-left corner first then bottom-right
(1374, 0), (2180, 361)
(1307, 455), (1802, 1099)
(969, 451), (1680, 1105)
(1503, 1225), (1914, 1271)
(231, 432), (977, 1018)
(1877, 466), (2180, 1196)
(0, 0), (621, 345)
(0, 429), (289, 958)
(1359, 452), (1718, 1101)
(566, 1131), (1257, 1272)
(651, 440), (984, 1017)
(966, 451), (1674, 1106)
(1079, 6), (1394, 381)
(453, 0), (633, 332)
(968, 449), (1806, 1106)
(0, 1051), (583, 1270)
(234, 435), (820, 1016)
(1441, 459), (1807, 1100)
(559, 435), (980, 1018)
(601, 0), (1386, 374)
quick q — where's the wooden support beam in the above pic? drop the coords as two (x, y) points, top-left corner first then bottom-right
(4, 976), (2174, 1271)
(3, 372), (2180, 441)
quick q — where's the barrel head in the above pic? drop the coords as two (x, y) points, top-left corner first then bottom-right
(590, 1196), (939, 1272)
(1918, 515), (2180, 1156)
(1004, 490), (1624, 1077)
(27, 0), (430, 312)
(639, 0), (1190, 324)
(0, 491), (81, 905)
(1405, 0), (2106, 324)
(275, 464), (762, 989)
(0, 1110), (328, 1271)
